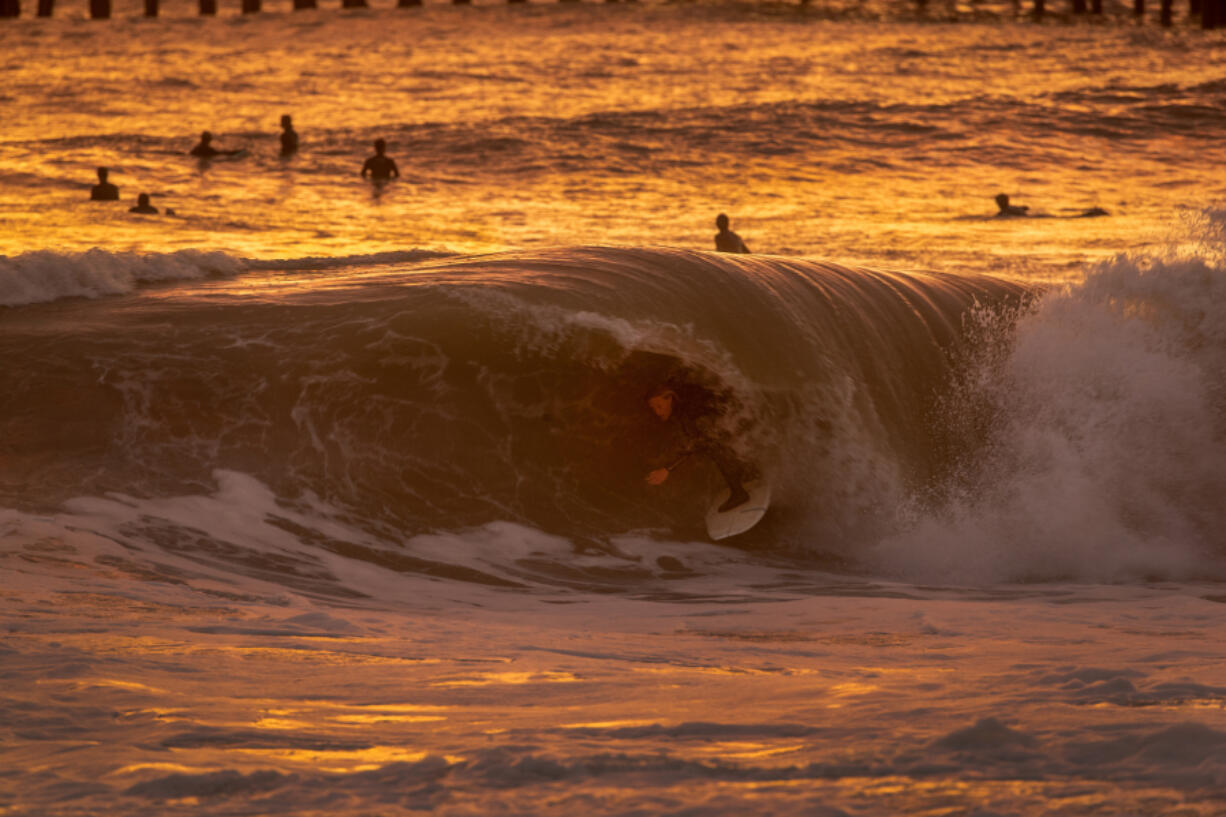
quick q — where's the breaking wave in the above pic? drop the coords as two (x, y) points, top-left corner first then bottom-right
(3, 240), (1224, 586)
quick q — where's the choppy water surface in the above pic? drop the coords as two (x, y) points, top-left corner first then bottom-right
(3, 4), (1226, 816)
(2, 2), (1226, 275)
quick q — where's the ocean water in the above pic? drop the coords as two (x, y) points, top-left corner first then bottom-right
(3, 3), (1226, 815)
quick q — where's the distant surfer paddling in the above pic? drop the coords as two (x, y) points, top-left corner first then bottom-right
(714, 213), (750, 254)
(994, 193), (1108, 219)
(994, 193), (1029, 217)
(190, 131), (243, 159)
(645, 382), (753, 513)
(361, 138), (400, 183)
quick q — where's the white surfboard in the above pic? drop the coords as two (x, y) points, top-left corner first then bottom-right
(705, 479), (771, 541)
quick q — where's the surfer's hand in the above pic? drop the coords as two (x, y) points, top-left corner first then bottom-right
(646, 468), (669, 486)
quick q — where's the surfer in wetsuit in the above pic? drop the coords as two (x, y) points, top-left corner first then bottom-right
(361, 138), (400, 182)
(128, 192), (158, 214)
(90, 167), (119, 201)
(279, 114), (298, 157)
(994, 193), (1029, 217)
(645, 383), (753, 512)
(714, 213), (750, 254)
(995, 193), (1108, 219)
(190, 131), (242, 159)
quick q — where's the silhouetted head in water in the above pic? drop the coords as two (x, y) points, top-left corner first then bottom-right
(200, 131), (213, 145)
(90, 166), (119, 201)
(129, 192), (158, 214)
(714, 213), (750, 254)
(374, 138), (386, 155)
(995, 193), (1029, 217)
(280, 114), (298, 156)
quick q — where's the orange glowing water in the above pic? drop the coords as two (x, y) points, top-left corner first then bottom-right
(4, 6), (1226, 817)
(2, 2), (1224, 278)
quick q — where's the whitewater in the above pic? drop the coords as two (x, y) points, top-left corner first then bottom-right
(4, 2), (1226, 815)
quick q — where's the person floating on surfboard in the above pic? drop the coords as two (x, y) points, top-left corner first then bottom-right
(993, 193), (1029, 217)
(645, 382), (754, 512)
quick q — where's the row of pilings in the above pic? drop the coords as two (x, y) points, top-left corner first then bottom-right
(0, 0), (619, 15)
(2, 0), (1225, 26)
(1025, 0), (1226, 25)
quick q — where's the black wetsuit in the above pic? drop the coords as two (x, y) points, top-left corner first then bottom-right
(663, 385), (750, 495)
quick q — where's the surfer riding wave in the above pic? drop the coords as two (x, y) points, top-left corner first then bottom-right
(645, 381), (756, 513)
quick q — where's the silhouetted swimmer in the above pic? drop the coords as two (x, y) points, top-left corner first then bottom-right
(129, 193), (158, 214)
(361, 138), (400, 182)
(714, 213), (750, 254)
(190, 131), (243, 159)
(645, 382), (754, 513)
(280, 114), (298, 157)
(90, 167), (119, 201)
(994, 193), (1029, 217)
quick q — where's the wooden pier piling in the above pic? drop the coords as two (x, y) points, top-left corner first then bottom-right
(242, 0), (260, 12)
(37, 0), (52, 15)
(1205, 0), (1225, 25)
(1161, 0), (1172, 23)
(397, 0), (422, 7)
(0, 0), (17, 17)
(199, 0), (216, 14)
(341, 0), (368, 8)
(144, 0), (156, 14)
(1033, 0), (1044, 19)
(88, 0), (109, 17)
(293, 0), (316, 8)
(1133, 0), (1144, 15)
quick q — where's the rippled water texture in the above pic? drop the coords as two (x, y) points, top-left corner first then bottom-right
(1, 2), (1224, 276)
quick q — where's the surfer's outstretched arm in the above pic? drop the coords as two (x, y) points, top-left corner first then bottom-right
(645, 448), (695, 485)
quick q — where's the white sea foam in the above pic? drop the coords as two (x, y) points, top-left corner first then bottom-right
(872, 242), (1226, 583)
(0, 249), (245, 307)
(0, 249), (459, 307)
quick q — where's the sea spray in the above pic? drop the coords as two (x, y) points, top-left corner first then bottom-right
(872, 240), (1226, 583)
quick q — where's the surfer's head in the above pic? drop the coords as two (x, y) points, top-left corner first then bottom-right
(281, 114), (292, 129)
(647, 387), (677, 421)
(374, 138), (387, 154)
(96, 167), (109, 182)
(715, 213), (730, 231)
(200, 131), (212, 143)
(994, 193), (1009, 210)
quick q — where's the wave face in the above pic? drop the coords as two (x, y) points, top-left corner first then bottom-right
(0, 247), (1026, 552)
(6, 242), (1226, 585)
